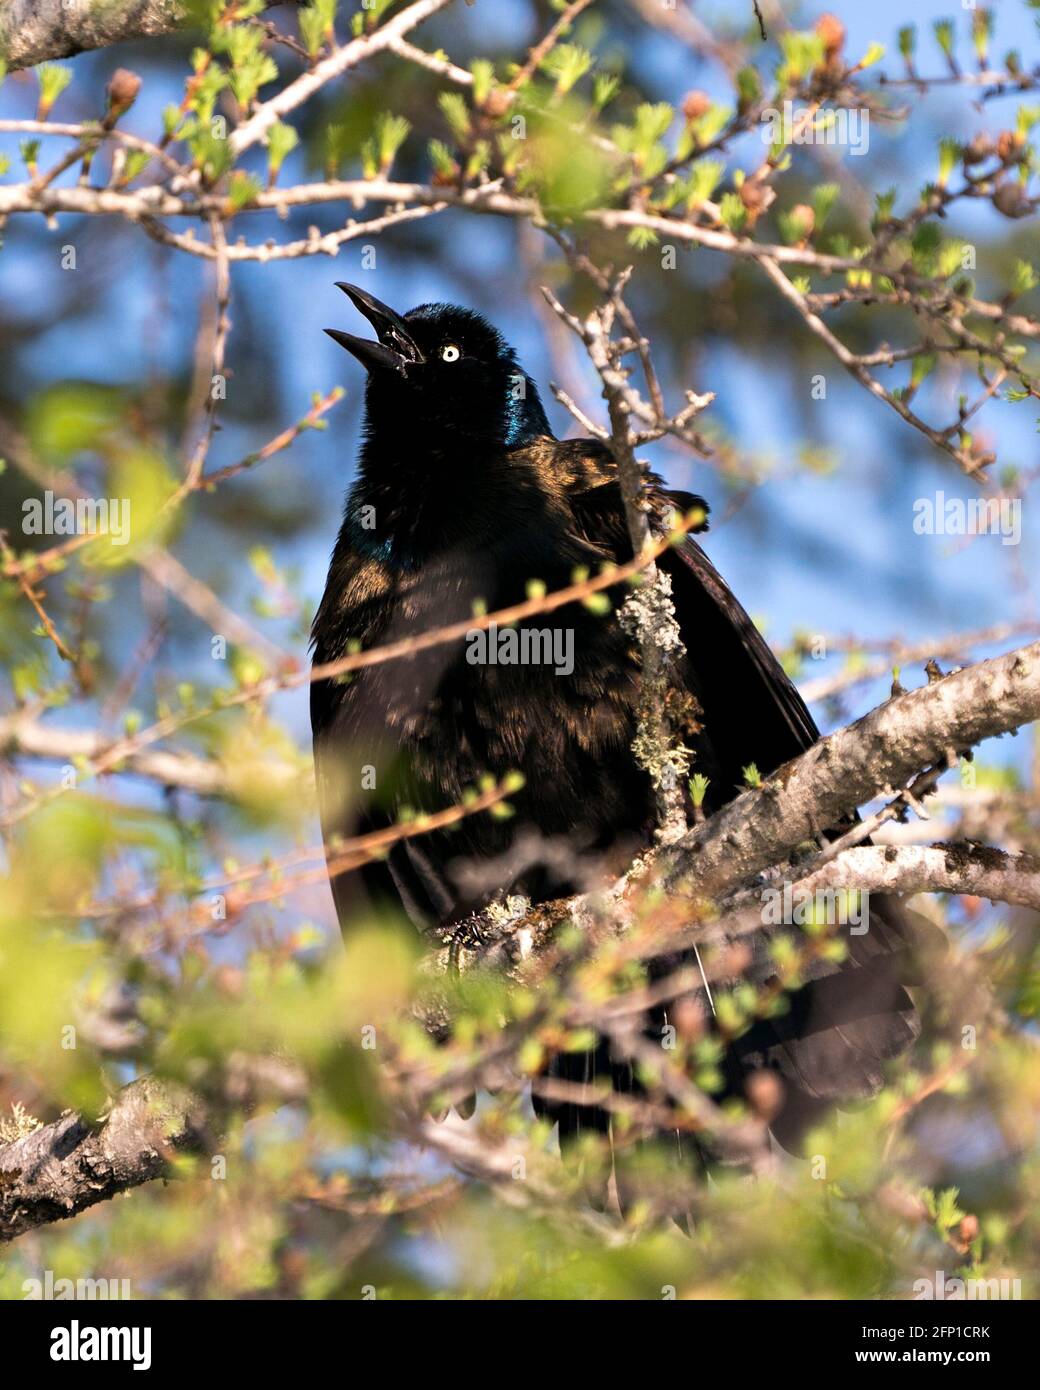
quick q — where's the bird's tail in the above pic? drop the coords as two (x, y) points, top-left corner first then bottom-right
(533, 890), (943, 1204)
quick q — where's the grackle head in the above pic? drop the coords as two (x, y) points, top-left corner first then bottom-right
(325, 283), (552, 448)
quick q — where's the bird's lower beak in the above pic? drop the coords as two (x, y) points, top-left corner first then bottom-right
(325, 283), (424, 375)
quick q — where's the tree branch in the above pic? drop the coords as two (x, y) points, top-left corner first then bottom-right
(661, 640), (1040, 899)
(431, 640), (1040, 974)
(0, 710), (233, 795)
(791, 842), (1040, 913)
(227, 0), (455, 158)
(8, 631), (1039, 1236)
(0, 1077), (204, 1242)
(4, 0), (194, 71)
(797, 621), (1040, 704)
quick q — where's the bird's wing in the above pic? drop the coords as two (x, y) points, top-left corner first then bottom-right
(310, 541), (498, 933)
(566, 475), (817, 794)
(656, 496), (933, 1146)
(564, 471), (929, 1158)
(311, 634), (417, 931)
(660, 530), (820, 788)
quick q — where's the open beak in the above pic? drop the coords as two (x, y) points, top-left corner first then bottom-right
(324, 283), (424, 375)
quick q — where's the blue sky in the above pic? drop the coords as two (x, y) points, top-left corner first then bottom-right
(1, 0), (1037, 821)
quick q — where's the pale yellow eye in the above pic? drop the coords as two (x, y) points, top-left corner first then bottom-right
(440, 343), (461, 363)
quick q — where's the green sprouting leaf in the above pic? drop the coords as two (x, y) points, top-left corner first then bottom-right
(464, 138), (490, 180)
(911, 220), (942, 270)
(298, 10), (325, 57)
(742, 763), (762, 788)
(515, 98), (612, 215)
(611, 102), (674, 178)
(213, 19), (263, 63)
(324, 119), (355, 176)
(872, 187), (897, 229)
(35, 62), (71, 119)
(735, 65), (761, 111)
(628, 102), (675, 150)
(898, 24), (916, 62)
(23, 381), (126, 467)
(778, 205), (814, 245)
(121, 149), (151, 184)
(376, 112), (410, 168)
(299, 0), (337, 57)
(859, 42), (885, 69)
(810, 181), (841, 229)
(428, 139), (458, 179)
(972, 7), (993, 65)
(36, 63), (72, 118)
(686, 158), (724, 206)
(227, 170), (262, 210)
(361, 113), (410, 178)
(540, 43), (593, 96)
(227, 48), (277, 109)
(682, 102), (733, 153)
(936, 239), (966, 278)
(582, 592), (611, 615)
(1011, 258), (1039, 296)
(558, 1026), (597, 1055)
(470, 59), (495, 106)
(351, 0), (394, 34)
(185, 65), (228, 125)
(626, 225), (658, 250)
(718, 190), (747, 233)
(924, 1186), (965, 1234)
(933, 18), (955, 59)
(910, 352), (937, 388)
(778, 31), (825, 84)
(714, 992), (746, 1035)
(438, 90), (471, 141)
(592, 73), (620, 111)
(266, 121), (298, 182)
(688, 773), (710, 808)
(1017, 103), (1040, 138)
(937, 136), (961, 186)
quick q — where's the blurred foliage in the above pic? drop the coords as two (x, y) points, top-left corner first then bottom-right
(0, 0), (1039, 1301)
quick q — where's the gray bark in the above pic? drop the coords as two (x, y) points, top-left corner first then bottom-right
(0, 0), (291, 70)
(432, 640), (1040, 974)
(660, 640), (1040, 898)
(0, 1076), (204, 1241)
(6, 644), (1040, 1239)
(2, 1), (183, 69)
(791, 842), (1040, 912)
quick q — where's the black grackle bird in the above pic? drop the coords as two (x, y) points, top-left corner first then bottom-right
(311, 284), (929, 1166)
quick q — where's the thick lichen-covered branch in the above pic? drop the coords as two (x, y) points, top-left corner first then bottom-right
(3, 0), (205, 70)
(662, 640), (1040, 898)
(0, 1077), (204, 1242)
(430, 640), (1040, 974)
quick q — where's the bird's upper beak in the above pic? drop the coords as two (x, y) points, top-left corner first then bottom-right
(325, 283), (424, 375)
